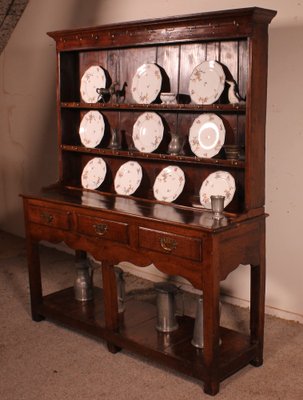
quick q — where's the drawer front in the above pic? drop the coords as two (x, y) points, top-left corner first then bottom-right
(77, 214), (129, 244)
(28, 205), (71, 230)
(138, 227), (202, 261)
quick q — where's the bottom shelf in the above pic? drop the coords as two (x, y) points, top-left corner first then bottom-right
(38, 287), (257, 384)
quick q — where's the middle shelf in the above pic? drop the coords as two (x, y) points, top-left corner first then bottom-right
(61, 102), (246, 113)
(61, 144), (245, 168)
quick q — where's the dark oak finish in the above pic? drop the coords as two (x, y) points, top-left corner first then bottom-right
(22, 8), (276, 396)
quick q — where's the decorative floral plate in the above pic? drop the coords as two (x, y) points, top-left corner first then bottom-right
(153, 166), (185, 202)
(199, 170), (235, 209)
(79, 111), (105, 148)
(114, 161), (143, 195)
(189, 60), (225, 105)
(189, 113), (225, 158)
(80, 65), (106, 103)
(131, 63), (162, 104)
(132, 112), (164, 153)
(81, 157), (107, 190)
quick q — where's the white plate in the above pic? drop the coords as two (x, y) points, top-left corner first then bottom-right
(153, 166), (185, 202)
(79, 111), (105, 148)
(131, 63), (162, 104)
(189, 60), (225, 105)
(132, 112), (164, 153)
(199, 171), (235, 209)
(189, 113), (225, 158)
(81, 157), (107, 190)
(114, 161), (143, 195)
(80, 66), (106, 103)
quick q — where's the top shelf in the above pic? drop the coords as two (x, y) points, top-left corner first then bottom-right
(61, 102), (246, 113)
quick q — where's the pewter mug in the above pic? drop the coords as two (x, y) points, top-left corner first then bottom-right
(74, 259), (94, 302)
(211, 195), (225, 220)
(155, 282), (179, 333)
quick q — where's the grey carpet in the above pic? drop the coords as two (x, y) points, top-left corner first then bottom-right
(1, 230), (303, 399)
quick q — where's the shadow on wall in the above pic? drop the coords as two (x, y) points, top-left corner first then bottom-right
(67, 0), (105, 28)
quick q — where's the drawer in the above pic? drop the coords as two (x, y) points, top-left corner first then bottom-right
(77, 214), (129, 244)
(138, 227), (202, 261)
(28, 205), (72, 230)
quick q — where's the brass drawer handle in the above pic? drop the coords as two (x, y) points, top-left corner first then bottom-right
(40, 211), (54, 224)
(93, 223), (108, 236)
(160, 237), (177, 252)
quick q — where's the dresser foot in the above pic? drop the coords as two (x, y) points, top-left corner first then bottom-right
(250, 356), (263, 367)
(107, 342), (121, 354)
(203, 381), (220, 396)
(32, 311), (44, 322)
(32, 315), (44, 322)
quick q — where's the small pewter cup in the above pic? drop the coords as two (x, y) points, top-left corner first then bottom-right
(155, 282), (179, 333)
(224, 144), (241, 160)
(211, 195), (225, 220)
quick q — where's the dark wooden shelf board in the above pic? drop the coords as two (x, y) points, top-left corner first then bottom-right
(61, 145), (245, 169)
(61, 102), (246, 113)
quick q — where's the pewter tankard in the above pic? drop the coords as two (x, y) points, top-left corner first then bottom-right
(74, 259), (94, 302)
(154, 282), (179, 333)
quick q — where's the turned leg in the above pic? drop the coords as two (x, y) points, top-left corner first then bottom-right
(101, 261), (121, 353)
(27, 239), (44, 322)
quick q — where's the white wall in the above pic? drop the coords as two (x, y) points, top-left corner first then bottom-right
(1, 0), (302, 323)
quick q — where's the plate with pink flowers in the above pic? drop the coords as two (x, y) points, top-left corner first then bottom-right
(199, 170), (235, 209)
(131, 63), (162, 104)
(132, 112), (164, 153)
(80, 65), (106, 103)
(153, 166), (185, 202)
(81, 157), (107, 190)
(79, 111), (105, 148)
(189, 60), (225, 105)
(189, 113), (225, 158)
(114, 161), (143, 196)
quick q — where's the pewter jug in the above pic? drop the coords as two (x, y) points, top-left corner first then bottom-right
(168, 132), (182, 155)
(109, 128), (121, 149)
(192, 296), (222, 348)
(74, 259), (94, 302)
(155, 282), (179, 333)
(191, 296), (204, 348)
